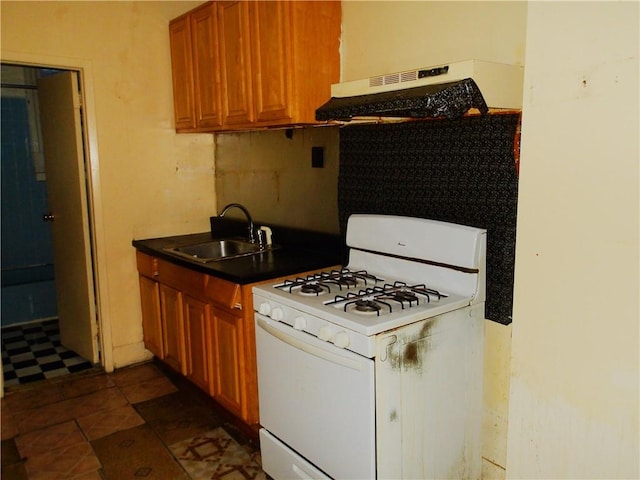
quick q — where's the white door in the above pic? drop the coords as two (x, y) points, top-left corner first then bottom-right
(37, 71), (99, 364)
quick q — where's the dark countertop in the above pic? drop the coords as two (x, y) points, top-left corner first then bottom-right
(132, 219), (347, 285)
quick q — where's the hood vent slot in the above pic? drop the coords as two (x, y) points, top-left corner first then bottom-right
(369, 67), (439, 88)
(370, 72), (404, 87)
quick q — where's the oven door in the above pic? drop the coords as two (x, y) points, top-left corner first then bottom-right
(255, 315), (376, 480)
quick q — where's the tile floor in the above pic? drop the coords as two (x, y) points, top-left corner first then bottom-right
(1, 320), (94, 387)
(1, 361), (266, 479)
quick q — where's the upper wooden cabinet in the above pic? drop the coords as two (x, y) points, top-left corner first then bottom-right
(169, 0), (341, 133)
(170, 3), (223, 130)
(169, 14), (196, 130)
(217, 1), (254, 127)
(192, 3), (223, 129)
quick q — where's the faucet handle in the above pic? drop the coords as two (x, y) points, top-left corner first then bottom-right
(258, 226), (273, 247)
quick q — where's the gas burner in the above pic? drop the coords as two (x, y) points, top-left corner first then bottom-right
(336, 276), (359, 288)
(300, 282), (327, 296)
(393, 291), (418, 302)
(355, 300), (380, 313)
(344, 298), (393, 316)
(274, 269), (384, 296)
(335, 270), (380, 287)
(381, 289), (420, 308)
(381, 282), (446, 304)
(276, 275), (328, 295)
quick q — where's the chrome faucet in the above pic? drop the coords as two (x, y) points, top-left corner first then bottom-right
(219, 203), (256, 243)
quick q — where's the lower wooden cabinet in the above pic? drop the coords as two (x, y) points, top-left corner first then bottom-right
(211, 307), (243, 416)
(138, 275), (163, 359)
(184, 295), (212, 393)
(160, 284), (186, 375)
(136, 251), (258, 425)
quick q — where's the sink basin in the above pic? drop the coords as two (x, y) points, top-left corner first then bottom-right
(165, 239), (267, 263)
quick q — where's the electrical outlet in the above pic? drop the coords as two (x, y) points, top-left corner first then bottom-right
(312, 146), (325, 168)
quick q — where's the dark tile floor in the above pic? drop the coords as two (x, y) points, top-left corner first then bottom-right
(1, 319), (93, 386)
(1, 361), (265, 479)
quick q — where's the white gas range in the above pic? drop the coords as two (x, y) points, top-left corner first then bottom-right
(253, 214), (486, 480)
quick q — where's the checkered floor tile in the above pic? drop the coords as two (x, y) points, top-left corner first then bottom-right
(1, 319), (93, 386)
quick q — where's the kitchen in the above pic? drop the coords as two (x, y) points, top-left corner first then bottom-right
(1, 1), (637, 479)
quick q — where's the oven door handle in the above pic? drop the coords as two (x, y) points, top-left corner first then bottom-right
(256, 316), (367, 371)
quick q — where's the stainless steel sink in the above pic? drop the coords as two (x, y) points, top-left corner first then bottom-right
(164, 239), (270, 263)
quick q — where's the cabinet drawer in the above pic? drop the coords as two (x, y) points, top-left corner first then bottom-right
(157, 258), (206, 298)
(204, 275), (241, 310)
(136, 251), (159, 279)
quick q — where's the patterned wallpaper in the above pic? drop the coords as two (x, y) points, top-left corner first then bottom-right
(338, 113), (520, 324)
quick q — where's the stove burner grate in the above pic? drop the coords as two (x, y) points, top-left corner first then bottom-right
(410, 284), (446, 302)
(324, 281), (448, 315)
(275, 268), (384, 296)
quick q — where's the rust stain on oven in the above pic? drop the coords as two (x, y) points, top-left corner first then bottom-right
(403, 342), (420, 367)
(387, 318), (439, 371)
(420, 317), (437, 338)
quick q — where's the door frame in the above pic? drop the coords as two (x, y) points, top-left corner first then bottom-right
(2, 50), (114, 374)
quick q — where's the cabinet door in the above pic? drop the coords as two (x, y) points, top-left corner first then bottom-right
(160, 284), (186, 374)
(212, 307), (244, 416)
(289, 1), (341, 124)
(191, 3), (223, 129)
(184, 295), (213, 393)
(138, 275), (164, 359)
(217, 1), (254, 126)
(249, 1), (292, 123)
(169, 14), (196, 130)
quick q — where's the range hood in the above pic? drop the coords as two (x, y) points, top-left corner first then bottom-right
(316, 60), (524, 122)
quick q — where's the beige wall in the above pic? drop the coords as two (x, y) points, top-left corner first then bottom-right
(508, 2), (638, 478)
(341, 1), (527, 81)
(215, 126), (341, 234)
(340, 2), (528, 478)
(1, 1), (214, 369)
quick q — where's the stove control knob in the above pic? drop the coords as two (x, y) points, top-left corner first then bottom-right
(258, 302), (272, 316)
(318, 325), (333, 342)
(293, 316), (307, 331)
(271, 307), (285, 321)
(334, 331), (350, 349)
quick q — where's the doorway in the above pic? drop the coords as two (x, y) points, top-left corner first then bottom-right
(1, 63), (104, 388)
